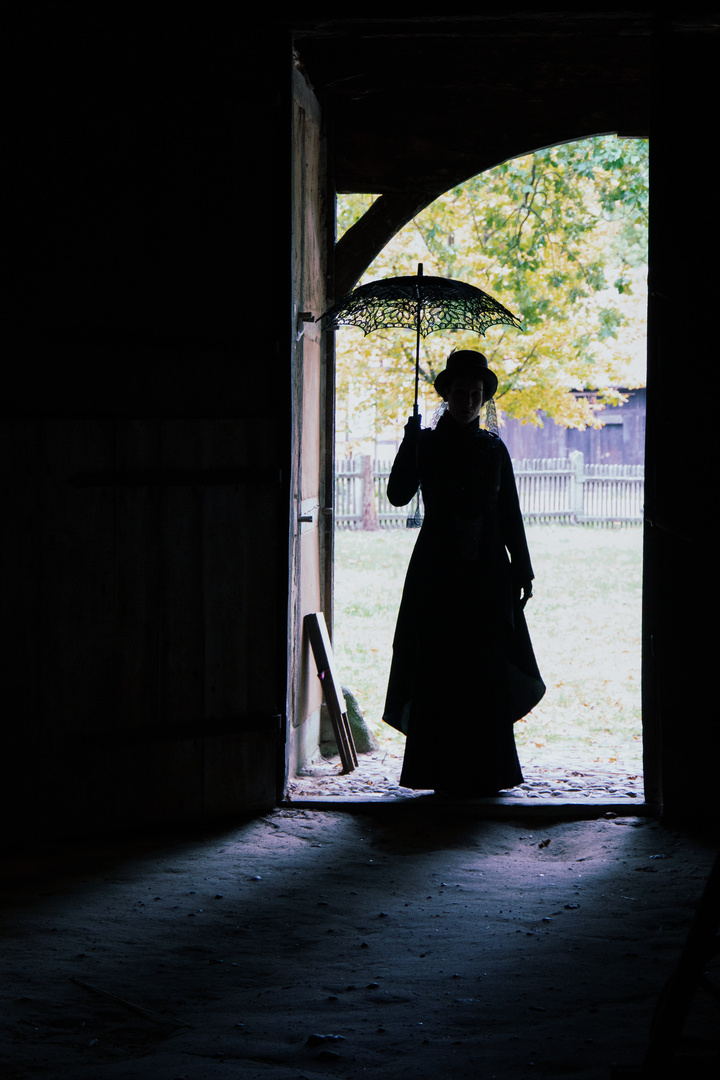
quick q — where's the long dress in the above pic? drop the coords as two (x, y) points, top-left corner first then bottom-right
(382, 411), (545, 794)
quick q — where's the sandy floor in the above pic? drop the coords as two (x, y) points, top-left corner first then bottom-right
(2, 808), (717, 1079)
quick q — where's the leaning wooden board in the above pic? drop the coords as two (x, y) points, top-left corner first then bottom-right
(304, 612), (358, 773)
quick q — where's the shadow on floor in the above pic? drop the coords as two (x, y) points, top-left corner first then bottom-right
(1, 808), (717, 1079)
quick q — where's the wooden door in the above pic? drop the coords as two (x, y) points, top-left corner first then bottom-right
(286, 66), (332, 783)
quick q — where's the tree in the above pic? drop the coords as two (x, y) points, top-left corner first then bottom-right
(335, 136), (648, 447)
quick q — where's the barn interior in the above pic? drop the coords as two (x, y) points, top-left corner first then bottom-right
(3, 12), (718, 1078)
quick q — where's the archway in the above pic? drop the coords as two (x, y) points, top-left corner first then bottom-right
(298, 136), (649, 804)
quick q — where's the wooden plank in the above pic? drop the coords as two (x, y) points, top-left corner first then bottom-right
(304, 612), (358, 773)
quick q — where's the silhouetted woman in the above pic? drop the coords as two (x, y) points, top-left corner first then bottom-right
(382, 350), (545, 796)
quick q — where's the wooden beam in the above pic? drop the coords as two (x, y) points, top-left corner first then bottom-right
(334, 191), (437, 297)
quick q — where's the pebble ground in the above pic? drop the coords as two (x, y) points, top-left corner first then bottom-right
(287, 745), (643, 802)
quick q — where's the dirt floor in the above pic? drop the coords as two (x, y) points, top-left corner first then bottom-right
(1, 805), (718, 1079)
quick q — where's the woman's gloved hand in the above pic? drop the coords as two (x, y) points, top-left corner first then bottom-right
(404, 413), (422, 439)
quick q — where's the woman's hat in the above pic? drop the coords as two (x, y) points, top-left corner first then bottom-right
(433, 350), (498, 402)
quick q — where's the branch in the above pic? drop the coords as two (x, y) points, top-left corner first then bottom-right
(497, 345), (540, 396)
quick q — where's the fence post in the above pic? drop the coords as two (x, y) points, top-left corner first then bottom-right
(361, 454), (378, 530)
(569, 449), (584, 523)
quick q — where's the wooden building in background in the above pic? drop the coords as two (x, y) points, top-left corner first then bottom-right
(502, 388), (647, 465)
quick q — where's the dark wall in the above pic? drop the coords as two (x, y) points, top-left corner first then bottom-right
(642, 23), (719, 824)
(5, 16), (291, 837)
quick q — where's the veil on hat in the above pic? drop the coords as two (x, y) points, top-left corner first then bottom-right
(428, 397), (499, 435)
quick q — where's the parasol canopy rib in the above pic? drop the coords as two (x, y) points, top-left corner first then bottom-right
(320, 274), (522, 337)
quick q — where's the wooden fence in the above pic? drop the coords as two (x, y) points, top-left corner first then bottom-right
(335, 449), (644, 529)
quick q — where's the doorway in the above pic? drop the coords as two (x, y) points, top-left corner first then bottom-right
(294, 136), (649, 804)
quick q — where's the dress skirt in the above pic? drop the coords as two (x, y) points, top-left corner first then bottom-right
(383, 537), (537, 793)
(381, 416), (545, 794)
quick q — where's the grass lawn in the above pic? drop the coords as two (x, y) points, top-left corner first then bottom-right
(333, 524), (643, 772)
